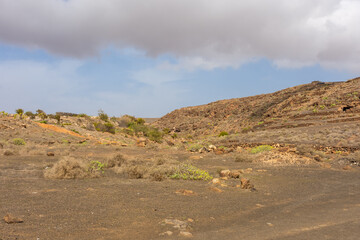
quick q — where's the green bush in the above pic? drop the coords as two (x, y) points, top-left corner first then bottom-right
(188, 143), (203, 152)
(98, 109), (109, 121)
(25, 111), (35, 119)
(250, 145), (273, 154)
(89, 161), (106, 174)
(38, 112), (47, 120)
(241, 127), (251, 133)
(12, 138), (26, 145)
(136, 118), (145, 125)
(219, 131), (229, 137)
(147, 128), (163, 142)
(163, 128), (170, 134)
(15, 109), (24, 117)
(71, 129), (80, 134)
(170, 164), (213, 181)
(127, 120), (163, 142)
(94, 122), (116, 134)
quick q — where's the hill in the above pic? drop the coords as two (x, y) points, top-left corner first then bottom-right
(153, 77), (360, 137)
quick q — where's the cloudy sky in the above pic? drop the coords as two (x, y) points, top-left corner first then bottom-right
(0, 0), (359, 117)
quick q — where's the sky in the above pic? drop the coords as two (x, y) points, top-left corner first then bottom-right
(0, 0), (359, 117)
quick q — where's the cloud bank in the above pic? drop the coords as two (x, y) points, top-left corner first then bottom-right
(0, 0), (359, 72)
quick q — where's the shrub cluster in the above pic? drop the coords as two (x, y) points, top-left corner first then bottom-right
(12, 138), (26, 146)
(94, 122), (116, 134)
(250, 145), (273, 154)
(170, 164), (213, 181)
(219, 131), (229, 137)
(127, 118), (163, 142)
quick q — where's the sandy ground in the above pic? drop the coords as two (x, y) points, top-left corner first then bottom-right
(1, 150), (359, 240)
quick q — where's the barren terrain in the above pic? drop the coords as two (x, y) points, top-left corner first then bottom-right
(1, 78), (360, 239)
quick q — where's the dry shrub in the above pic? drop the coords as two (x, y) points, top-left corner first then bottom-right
(105, 154), (126, 168)
(112, 156), (178, 181)
(3, 150), (14, 156)
(234, 153), (254, 163)
(257, 151), (312, 165)
(44, 156), (100, 179)
(335, 151), (360, 166)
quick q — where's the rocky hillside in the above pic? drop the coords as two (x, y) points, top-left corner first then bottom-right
(153, 77), (360, 136)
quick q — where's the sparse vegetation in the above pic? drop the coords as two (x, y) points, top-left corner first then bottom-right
(234, 154), (253, 163)
(127, 118), (163, 142)
(0, 111), (9, 116)
(71, 129), (80, 134)
(77, 113), (88, 118)
(219, 131), (229, 137)
(98, 109), (109, 122)
(170, 164), (213, 181)
(25, 111), (35, 119)
(12, 138), (26, 145)
(242, 127), (251, 133)
(44, 157), (101, 179)
(188, 143), (203, 152)
(15, 109), (24, 118)
(94, 122), (116, 134)
(89, 161), (106, 173)
(163, 128), (170, 134)
(250, 145), (273, 154)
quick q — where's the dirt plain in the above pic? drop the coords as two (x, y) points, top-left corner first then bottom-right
(1, 79), (360, 240)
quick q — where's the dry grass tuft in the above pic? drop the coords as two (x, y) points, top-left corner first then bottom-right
(104, 154), (126, 168)
(44, 156), (100, 179)
(112, 156), (179, 181)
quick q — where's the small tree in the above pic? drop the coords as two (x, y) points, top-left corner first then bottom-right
(25, 111), (35, 119)
(98, 109), (109, 122)
(36, 109), (45, 115)
(55, 114), (61, 124)
(15, 109), (24, 119)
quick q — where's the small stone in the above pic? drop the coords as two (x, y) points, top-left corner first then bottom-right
(175, 189), (196, 196)
(159, 231), (173, 236)
(219, 170), (230, 177)
(230, 171), (240, 178)
(214, 149), (224, 155)
(210, 187), (223, 193)
(136, 138), (147, 147)
(321, 163), (332, 169)
(240, 178), (254, 190)
(179, 231), (193, 238)
(47, 152), (55, 156)
(208, 145), (217, 151)
(187, 218), (194, 223)
(211, 178), (220, 184)
(4, 214), (23, 224)
(164, 218), (188, 230)
(343, 165), (352, 170)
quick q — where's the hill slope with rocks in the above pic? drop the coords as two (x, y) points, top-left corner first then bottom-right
(153, 77), (360, 137)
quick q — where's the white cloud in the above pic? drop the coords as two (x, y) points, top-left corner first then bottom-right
(0, 0), (359, 72)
